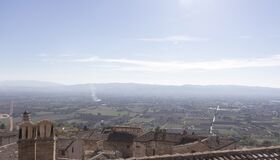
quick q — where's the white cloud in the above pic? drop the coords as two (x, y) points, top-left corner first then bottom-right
(59, 54), (77, 57)
(72, 55), (280, 72)
(137, 35), (209, 44)
(178, 0), (193, 7)
(37, 53), (49, 57)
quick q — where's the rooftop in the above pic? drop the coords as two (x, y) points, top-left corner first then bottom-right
(107, 132), (136, 142)
(56, 138), (74, 151)
(130, 145), (280, 160)
(135, 131), (202, 144)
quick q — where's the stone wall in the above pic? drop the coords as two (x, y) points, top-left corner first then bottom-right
(18, 121), (36, 160)
(150, 141), (174, 156)
(18, 117), (56, 160)
(103, 141), (134, 158)
(0, 133), (17, 146)
(133, 142), (146, 157)
(18, 140), (35, 160)
(64, 139), (83, 160)
(36, 139), (56, 160)
(35, 120), (56, 160)
(133, 141), (176, 157)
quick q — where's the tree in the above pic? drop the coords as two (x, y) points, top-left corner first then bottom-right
(262, 140), (272, 147)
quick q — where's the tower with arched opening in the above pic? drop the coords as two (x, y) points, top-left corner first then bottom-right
(18, 111), (57, 160)
(35, 120), (56, 160)
(18, 111), (36, 160)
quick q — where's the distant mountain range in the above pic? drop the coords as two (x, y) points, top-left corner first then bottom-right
(0, 80), (280, 98)
(0, 80), (63, 88)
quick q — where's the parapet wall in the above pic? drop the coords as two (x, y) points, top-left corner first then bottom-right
(130, 145), (280, 160)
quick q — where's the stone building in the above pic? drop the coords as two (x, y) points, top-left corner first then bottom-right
(0, 130), (17, 146)
(18, 111), (36, 160)
(78, 130), (106, 159)
(17, 111), (56, 160)
(101, 126), (143, 136)
(99, 131), (137, 158)
(68, 126), (238, 159)
(56, 138), (84, 160)
(36, 120), (56, 160)
(172, 136), (239, 154)
(82, 126), (142, 159)
(133, 129), (203, 157)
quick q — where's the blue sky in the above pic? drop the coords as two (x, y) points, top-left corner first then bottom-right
(1, 0), (280, 87)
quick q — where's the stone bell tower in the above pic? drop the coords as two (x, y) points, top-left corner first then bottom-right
(35, 120), (56, 160)
(18, 111), (36, 160)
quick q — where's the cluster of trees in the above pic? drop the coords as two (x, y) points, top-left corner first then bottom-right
(239, 136), (274, 147)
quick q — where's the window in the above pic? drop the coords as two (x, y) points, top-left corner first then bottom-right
(44, 125), (47, 137)
(127, 145), (130, 149)
(61, 150), (65, 156)
(51, 125), (53, 136)
(72, 147), (74, 153)
(19, 128), (22, 139)
(25, 127), (28, 139)
(33, 128), (36, 138)
(37, 126), (40, 137)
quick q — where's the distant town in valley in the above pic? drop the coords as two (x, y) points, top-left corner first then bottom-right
(1, 0), (280, 159)
(1, 81), (280, 159)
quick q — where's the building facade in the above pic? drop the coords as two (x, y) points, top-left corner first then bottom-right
(0, 131), (17, 146)
(56, 138), (84, 160)
(133, 129), (203, 157)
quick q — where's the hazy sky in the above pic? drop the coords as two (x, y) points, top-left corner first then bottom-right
(1, 0), (280, 87)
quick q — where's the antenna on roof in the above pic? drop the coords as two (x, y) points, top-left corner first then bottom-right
(9, 101), (14, 131)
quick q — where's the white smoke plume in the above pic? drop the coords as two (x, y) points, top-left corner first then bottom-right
(90, 85), (102, 102)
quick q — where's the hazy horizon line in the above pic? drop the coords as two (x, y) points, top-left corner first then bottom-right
(1, 79), (280, 89)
